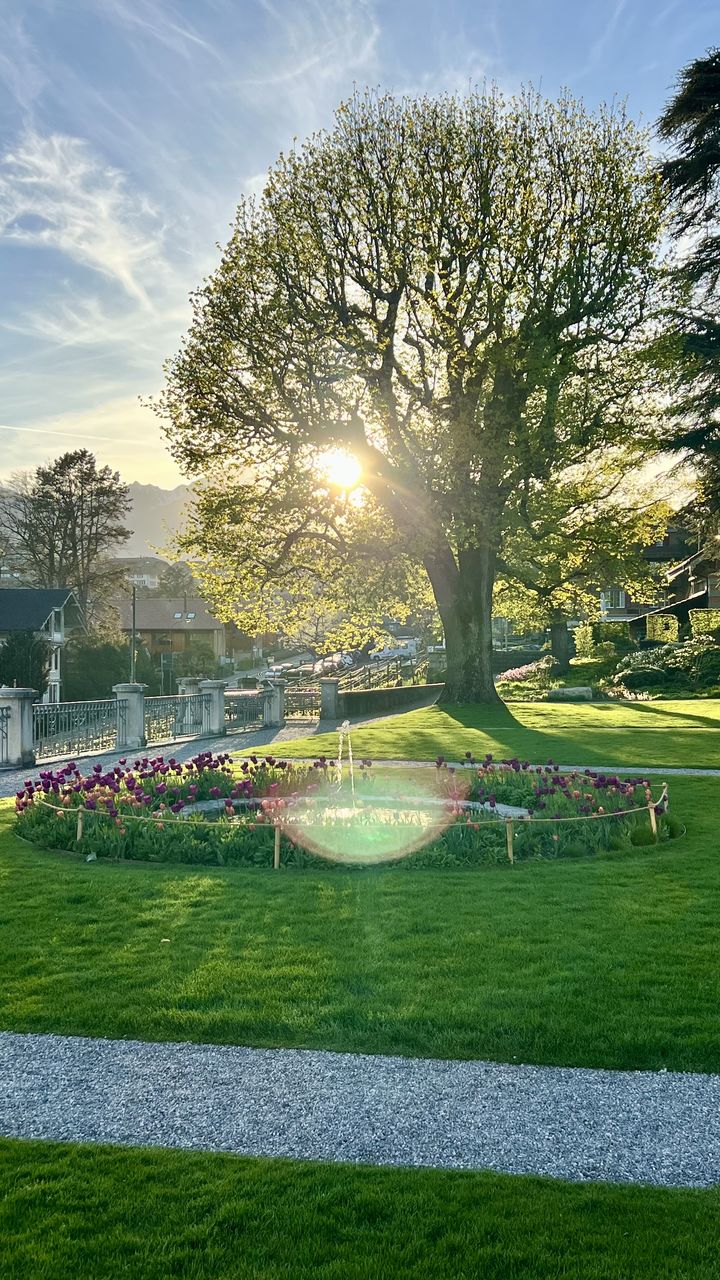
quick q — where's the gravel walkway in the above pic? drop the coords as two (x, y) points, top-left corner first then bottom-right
(1, 1031), (718, 1188)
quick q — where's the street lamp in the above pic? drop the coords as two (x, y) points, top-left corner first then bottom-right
(130, 585), (137, 682)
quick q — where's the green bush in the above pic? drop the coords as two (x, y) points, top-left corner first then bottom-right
(621, 666), (669, 690)
(573, 623), (595, 658)
(613, 636), (720, 694)
(646, 614), (679, 643)
(690, 609), (720, 640)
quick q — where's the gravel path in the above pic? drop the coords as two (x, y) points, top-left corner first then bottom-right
(1, 1031), (718, 1188)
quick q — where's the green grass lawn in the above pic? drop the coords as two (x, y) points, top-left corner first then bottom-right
(270, 699), (720, 768)
(1, 774), (719, 1073)
(3, 706), (720, 1278)
(1, 1139), (719, 1280)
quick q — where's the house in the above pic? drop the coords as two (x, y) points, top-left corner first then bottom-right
(111, 556), (169, 592)
(113, 596), (227, 663)
(598, 526), (697, 623)
(0, 588), (81, 703)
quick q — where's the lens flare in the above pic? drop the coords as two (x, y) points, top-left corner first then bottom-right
(274, 766), (470, 864)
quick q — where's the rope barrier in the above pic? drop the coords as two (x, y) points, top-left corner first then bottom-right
(28, 783), (668, 830)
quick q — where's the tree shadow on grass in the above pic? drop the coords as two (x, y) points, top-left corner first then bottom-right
(626, 701), (720, 729)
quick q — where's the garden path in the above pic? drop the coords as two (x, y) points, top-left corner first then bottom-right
(3, 725), (720, 799)
(1, 1030), (718, 1188)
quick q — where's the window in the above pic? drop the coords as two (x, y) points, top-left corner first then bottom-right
(173, 611), (182, 620)
(186, 612), (196, 620)
(603, 588), (626, 609)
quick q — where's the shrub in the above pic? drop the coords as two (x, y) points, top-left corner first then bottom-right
(646, 613), (679, 643)
(573, 623), (595, 658)
(690, 609), (720, 640)
(612, 635), (720, 693)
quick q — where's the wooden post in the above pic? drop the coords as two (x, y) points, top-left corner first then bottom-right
(506, 819), (514, 865)
(76, 808), (84, 843)
(648, 801), (658, 841)
(273, 824), (281, 870)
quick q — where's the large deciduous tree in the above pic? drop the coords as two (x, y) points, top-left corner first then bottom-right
(159, 88), (666, 702)
(0, 451), (131, 624)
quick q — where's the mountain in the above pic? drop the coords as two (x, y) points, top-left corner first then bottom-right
(122, 483), (193, 557)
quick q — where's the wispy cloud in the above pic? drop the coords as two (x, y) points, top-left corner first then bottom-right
(93, 0), (223, 62)
(0, 11), (46, 114)
(576, 0), (629, 79)
(0, 130), (165, 305)
(0, 396), (184, 485)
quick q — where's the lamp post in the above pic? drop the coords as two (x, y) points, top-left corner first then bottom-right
(130, 585), (137, 683)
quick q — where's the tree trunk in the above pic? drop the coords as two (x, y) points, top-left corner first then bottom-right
(550, 615), (571, 672)
(425, 543), (501, 704)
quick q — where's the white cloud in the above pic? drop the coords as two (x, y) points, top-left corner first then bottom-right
(0, 130), (166, 305)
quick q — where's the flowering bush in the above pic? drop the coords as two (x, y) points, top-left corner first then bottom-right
(13, 750), (680, 869)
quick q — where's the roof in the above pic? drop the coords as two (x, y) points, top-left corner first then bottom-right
(0, 588), (76, 632)
(113, 597), (223, 632)
(632, 589), (709, 625)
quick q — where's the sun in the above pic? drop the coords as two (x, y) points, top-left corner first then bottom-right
(320, 448), (362, 490)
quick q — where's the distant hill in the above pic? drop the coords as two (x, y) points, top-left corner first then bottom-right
(123, 483), (193, 557)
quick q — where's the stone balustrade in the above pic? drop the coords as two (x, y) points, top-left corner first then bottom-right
(0, 679), (286, 769)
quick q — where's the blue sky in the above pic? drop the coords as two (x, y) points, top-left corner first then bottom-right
(0, 0), (716, 487)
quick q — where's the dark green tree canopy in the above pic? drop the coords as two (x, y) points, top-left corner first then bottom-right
(658, 49), (720, 510)
(160, 87), (667, 702)
(0, 451), (131, 624)
(0, 630), (51, 698)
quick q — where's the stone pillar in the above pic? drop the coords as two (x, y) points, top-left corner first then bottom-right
(263, 679), (286, 728)
(199, 679), (227, 737)
(113, 684), (146, 750)
(319, 677), (340, 720)
(0, 687), (36, 768)
(176, 677), (201, 732)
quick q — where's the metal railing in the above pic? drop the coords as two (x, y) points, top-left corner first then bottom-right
(285, 686), (321, 718)
(33, 699), (124, 762)
(144, 693), (209, 744)
(0, 705), (9, 765)
(225, 690), (267, 731)
(339, 659), (414, 691)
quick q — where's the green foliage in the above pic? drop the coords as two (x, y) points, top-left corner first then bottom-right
(0, 630), (50, 697)
(173, 641), (220, 679)
(593, 621), (633, 650)
(63, 640), (130, 700)
(613, 636), (720, 693)
(158, 87), (670, 702)
(657, 51), (720, 503)
(690, 608), (720, 639)
(495, 454), (670, 635)
(646, 613), (679, 642)
(149, 561), (197, 597)
(574, 623), (596, 658)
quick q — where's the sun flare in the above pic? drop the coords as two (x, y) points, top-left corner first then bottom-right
(320, 448), (362, 490)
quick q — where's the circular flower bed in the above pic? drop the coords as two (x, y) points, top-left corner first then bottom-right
(13, 750), (681, 869)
